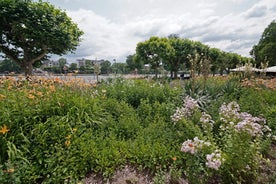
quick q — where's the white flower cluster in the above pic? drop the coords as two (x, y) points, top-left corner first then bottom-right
(171, 107), (188, 122)
(183, 96), (199, 111)
(235, 113), (265, 136)
(219, 101), (269, 137)
(171, 96), (198, 123)
(181, 137), (210, 155)
(219, 101), (240, 123)
(206, 150), (223, 170)
(200, 112), (214, 129)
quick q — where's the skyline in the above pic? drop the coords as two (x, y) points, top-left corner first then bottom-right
(45, 0), (276, 62)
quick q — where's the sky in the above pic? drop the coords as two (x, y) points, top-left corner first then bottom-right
(45, 0), (276, 63)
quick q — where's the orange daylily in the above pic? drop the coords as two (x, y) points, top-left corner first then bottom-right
(0, 124), (10, 135)
(0, 94), (6, 100)
(28, 94), (35, 99)
(2, 168), (15, 173)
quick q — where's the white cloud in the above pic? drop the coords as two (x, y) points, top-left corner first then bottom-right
(48, 0), (276, 62)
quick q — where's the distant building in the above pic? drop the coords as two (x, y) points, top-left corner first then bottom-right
(92, 59), (105, 65)
(43, 60), (59, 67)
(77, 58), (105, 67)
(77, 58), (85, 68)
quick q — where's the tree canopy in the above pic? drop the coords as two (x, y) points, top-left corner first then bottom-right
(251, 20), (276, 67)
(135, 36), (250, 77)
(0, 0), (83, 76)
(136, 36), (174, 78)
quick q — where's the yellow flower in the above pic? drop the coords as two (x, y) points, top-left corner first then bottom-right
(66, 135), (71, 140)
(65, 140), (71, 146)
(72, 128), (77, 132)
(0, 124), (10, 135)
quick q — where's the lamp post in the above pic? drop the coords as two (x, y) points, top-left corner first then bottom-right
(113, 59), (116, 77)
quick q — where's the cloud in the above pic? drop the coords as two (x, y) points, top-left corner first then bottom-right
(47, 0), (276, 62)
(244, 5), (268, 18)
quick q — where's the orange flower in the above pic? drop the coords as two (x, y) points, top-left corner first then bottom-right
(0, 94), (6, 100)
(2, 168), (15, 173)
(172, 156), (177, 161)
(36, 91), (43, 97)
(0, 124), (10, 135)
(28, 94), (35, 99)
(49, 85), (56, 92)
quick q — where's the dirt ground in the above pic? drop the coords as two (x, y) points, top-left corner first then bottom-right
(84, 144), (276, 184)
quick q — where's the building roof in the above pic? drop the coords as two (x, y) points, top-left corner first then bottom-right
(266, 66), (276, 72)
(230, 66), (261, 72)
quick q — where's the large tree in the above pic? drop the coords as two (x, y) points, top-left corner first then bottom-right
(0, 0), (83, 76)
(136, 36), (174, 78)
(167, 37), (194, 79)
(250, 20), (276, 67)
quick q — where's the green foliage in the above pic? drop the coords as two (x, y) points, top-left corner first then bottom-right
(135, 36), (250, 78)
(251, 20), (276, 66)
(0, 0), (83, 75)
(0, 76), (275, 183)
(0, 59), (21, 73)
(100, 60), (111, 74)
(100, 78), (179, 108)
(136, 36), (174, 78)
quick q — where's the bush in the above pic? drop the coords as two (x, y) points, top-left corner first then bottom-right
(0, 76), (275, 183)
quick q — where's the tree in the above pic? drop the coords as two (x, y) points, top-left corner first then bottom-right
(69, 63), (78, 72)
(100, 60), (111, 74)
(136, 36), (174, 78)
(250, 20), (276, 66)
(0, 0), (83, 76)
(112, 62), (128, 74)
(58, 58), (67, 73)
(209, 48), (222, 75)
(126, 54), (143, 72)
(0, 59), (21, 73)
(167, 38), (194, 79)
(85, 60), (93, 69)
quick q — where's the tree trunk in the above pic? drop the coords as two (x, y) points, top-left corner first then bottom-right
(173, 70), (178, 79)
(155, 67), (158, 78)
(23, 62), (33, 77)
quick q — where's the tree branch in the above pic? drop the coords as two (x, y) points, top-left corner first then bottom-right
(0, 45), (20, 63)
(29, 45), (47, 64)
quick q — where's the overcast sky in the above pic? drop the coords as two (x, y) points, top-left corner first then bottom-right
(46, 0), (276, 62)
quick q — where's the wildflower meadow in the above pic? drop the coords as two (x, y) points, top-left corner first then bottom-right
(0, 75), (275, 183)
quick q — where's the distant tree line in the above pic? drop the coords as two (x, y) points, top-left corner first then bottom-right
(250, 20), (276, 67)
(134, 35), (252, 78)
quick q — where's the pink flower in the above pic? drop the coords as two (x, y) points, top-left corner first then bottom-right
(171, 96), (198, 123)
(181, 137), (210, 154)
(206, 150), (223, 170)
